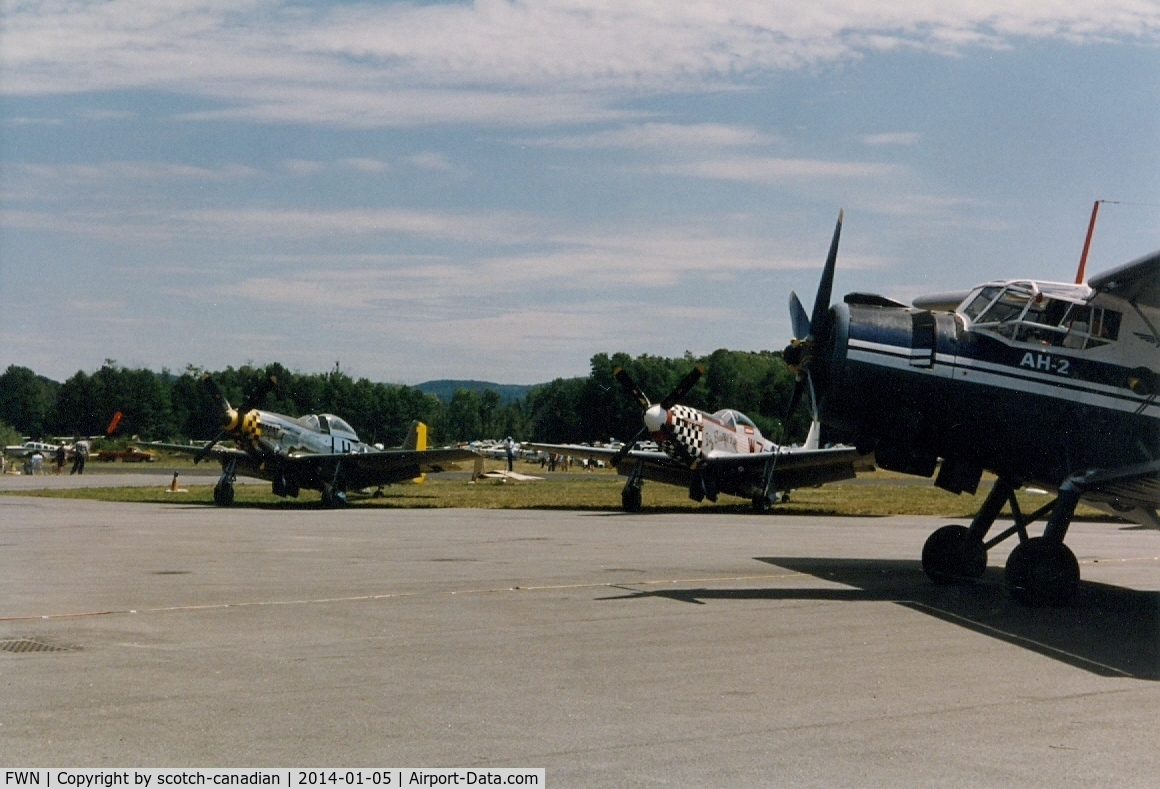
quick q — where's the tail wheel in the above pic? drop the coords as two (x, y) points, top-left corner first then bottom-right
(1005, 537), (1079, 606)
(922, 524), (987, 585)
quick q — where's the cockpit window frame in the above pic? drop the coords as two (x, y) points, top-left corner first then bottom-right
(964, 280), (1122, 351)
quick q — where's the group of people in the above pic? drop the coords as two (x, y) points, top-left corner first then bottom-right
(3, 440), (89, 475)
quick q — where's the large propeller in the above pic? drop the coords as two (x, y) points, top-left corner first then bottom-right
(193, 372), (278, 463)
(784, 209), (843, 428)
(610, 364), (704, 465)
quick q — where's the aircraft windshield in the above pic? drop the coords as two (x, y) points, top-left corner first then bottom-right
(711, 409), (758, 430)
(969, 282), (1121, 349)
(711, 409), (736, 428)
(297, 415), (321, 432)
(326, 416), (358, 437)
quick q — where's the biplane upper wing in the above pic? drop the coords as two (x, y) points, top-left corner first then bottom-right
(1088, 248), (1160, 309)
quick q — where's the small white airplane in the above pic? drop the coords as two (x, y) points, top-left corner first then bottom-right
(3, 439), (68, 459)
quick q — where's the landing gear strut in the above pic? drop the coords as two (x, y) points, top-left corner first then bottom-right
(621, 460), (644, 513)
(320, 461), (347, 508)
(920, 475), (1082, 605)
(213, 458), (237, 507)
(752, 454), (780, 513)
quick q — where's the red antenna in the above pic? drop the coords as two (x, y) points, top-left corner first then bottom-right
(1075, 199), (1120, 284)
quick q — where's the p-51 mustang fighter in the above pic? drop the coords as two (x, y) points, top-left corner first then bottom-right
(529, 365), (871, 512)
(149, 375), (477, 507)
(783, 211), (1159, 605)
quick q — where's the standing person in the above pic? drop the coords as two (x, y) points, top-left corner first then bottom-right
(504, 436), (515, 472)
(54, 444), (67, 474)
(71, 439), (89, 475)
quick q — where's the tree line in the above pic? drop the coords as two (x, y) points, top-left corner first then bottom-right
(0, 349), (810, 447)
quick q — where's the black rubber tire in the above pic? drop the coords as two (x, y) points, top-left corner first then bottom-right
(213, 482), (235, 507)
(321, 487), (346, 509)
(621, 487), (642, 513)
(922, 524), (987, 585)
(752, 495), (773, 513)
(1005, 537), (1079, 606)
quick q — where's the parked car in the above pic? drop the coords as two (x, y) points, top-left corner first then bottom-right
(96, 446), (156, 462)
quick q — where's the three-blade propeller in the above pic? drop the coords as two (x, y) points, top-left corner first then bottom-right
(194, 373), (278, 463)
(610, 364), (704, 465)
(784, 210), (842, 424)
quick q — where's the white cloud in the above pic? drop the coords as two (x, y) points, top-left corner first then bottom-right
(6, 161), (258, 182)
(652, 157), (898, 183)
(863, 132), (920, 145)
(405, 152), (455, 171)
(525, 123), (780, 149)
(341, 157), (391, 173)
(3, 116), (63, 126)
(3, 2), (1157, 128)
(281, 159), (326, 175)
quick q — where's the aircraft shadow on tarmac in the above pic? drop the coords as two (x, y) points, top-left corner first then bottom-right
(601, 557), (1158, 681)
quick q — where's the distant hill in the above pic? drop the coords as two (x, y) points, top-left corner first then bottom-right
(414, 380), (534, 404)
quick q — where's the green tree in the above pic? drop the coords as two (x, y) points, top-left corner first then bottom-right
(0, 365), (52, 437)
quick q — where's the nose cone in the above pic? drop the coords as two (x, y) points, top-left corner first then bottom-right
(643, 404), (668, 434)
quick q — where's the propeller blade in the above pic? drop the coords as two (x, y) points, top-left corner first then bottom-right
(660, 364), (704, 411)
(105, 411), (123, 436)
(809, 209), (843, 336)
(789, 291), (811, 340)
(193, 430), (226, 465)
(201, 374), (231, 413)
(610, 425), (649, 466)
(239, 374), (278, 415)
(613, 367), (651, 409)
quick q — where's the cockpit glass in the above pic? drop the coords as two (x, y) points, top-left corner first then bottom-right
(328, 416), (356, 437)
(961, 286), (1000, 320)
(298, 415), (320, 431)
(733, 412), (757, 430)
(711, 409), (737, 428)
(976, 286), (1032, 324)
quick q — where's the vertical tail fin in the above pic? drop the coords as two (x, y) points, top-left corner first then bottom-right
(404, 421), (427, 483)
(403, 421), (427, 451)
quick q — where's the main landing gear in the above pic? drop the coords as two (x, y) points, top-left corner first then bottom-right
(751, 455), (780, 513)
(213, 458), (237, 506)
(319, 460), (348, 508)
(921, 476), (1082, 606)
(621, 460), (644, 513)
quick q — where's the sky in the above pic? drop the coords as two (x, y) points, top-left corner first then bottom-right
(2, 1), (1159, 385)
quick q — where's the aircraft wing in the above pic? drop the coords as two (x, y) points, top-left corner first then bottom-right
(1088, 248), (1160, 309)
(701, 445), (873, 489)
(1076, 459), (1160, 528)
(144, 441), (250, 461)
(524, 442), (673, 464)
(284, 446), (479, 489)
(528, 441), (874, 490)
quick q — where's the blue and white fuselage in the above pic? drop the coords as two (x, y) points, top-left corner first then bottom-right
(818, 275), (1158, 523)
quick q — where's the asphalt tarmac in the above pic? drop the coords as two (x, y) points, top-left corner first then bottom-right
(1, 496), (1157, 787)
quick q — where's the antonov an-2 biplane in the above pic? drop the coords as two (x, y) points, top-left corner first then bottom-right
(783, 211), (1159, 605)
(149, 374), (477, 507)
(529, 365), (872, 513)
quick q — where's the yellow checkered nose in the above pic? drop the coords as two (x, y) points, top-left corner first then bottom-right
(240, 411), (261, 439)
